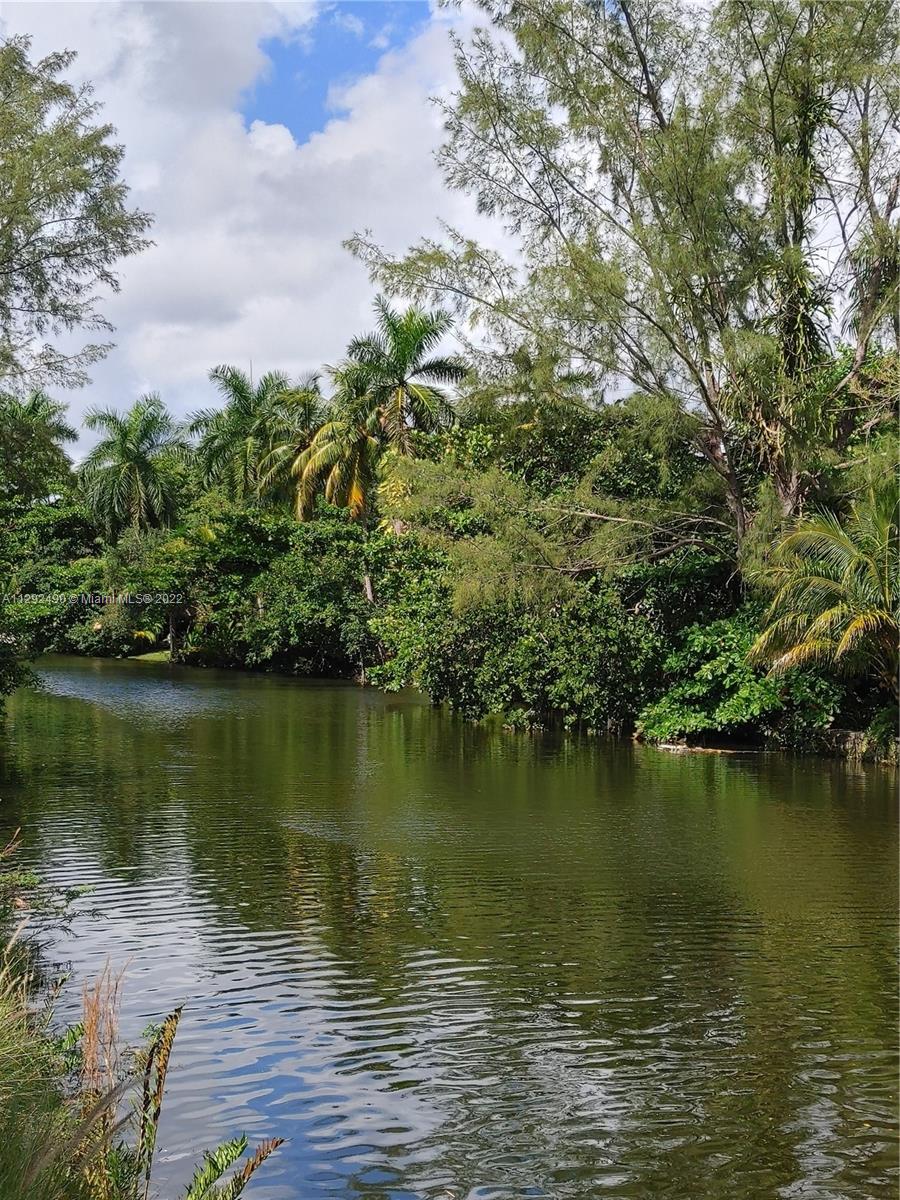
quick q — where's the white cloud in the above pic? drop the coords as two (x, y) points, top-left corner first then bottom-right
(332, 9), (364, 37)
(0, 0), (493, 449)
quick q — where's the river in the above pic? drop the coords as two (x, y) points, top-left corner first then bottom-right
(1, 656), (896, 1199)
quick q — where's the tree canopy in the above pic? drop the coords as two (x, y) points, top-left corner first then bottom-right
(0, 36), (151, 391)
(294, 298), (467, 520)
(350, 0), (899, 541)
(79, 394), (189, 537)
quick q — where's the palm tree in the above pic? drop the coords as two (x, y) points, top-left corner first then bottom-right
(3, 390), (77, 444)
(80, 393), (189, 538)
(256, 374), (327, 514)
(190, 366), (291, 501)
(295, 299), (466, 519)
(292, 364), (382, 521)
(345, 297), (466, 453)
(0, 389), (77, 502)
(461, 344), (594, 423)
(749, 480), (899, 697)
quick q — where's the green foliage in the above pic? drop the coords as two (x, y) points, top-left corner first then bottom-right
(79, 394), (191, 539)
(375, 577), (660, 730)
(0, 401), (83, 695)
(637, 606), (843, 746)
(351, 0), (898, 536)
(614, 554), (737, 638)
(65, 604), (147, 659)
(295, 298), (466, 520)
(0, 961), (84, 1200)
(750, 479), (899, 696)
(191, 366), (326, 509)
(0, 392), (76, 504)
(242, 513), (374, 675)
(0, 35), (151, 390)
(864, 706), (900, 757)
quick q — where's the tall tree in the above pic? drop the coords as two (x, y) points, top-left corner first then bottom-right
(295, 299), (466, 520)
(79, 394), (189, 538)
(293, 364), (383, 522)
(349, 0), (899, 539)
(0, 391), (76, 503)
(190, 366), (292, 502)
(0, 36), (151, 390)
(257, 375), (327, 514)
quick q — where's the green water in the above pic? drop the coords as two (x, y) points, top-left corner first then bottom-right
(1, 656), (896, 1199)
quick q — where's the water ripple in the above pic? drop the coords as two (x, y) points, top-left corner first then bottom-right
(0, 655), (896, 1199)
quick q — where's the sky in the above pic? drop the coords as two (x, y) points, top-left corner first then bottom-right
(0, 0), (495, 449)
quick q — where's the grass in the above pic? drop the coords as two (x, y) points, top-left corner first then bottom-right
(127, 651), (171, 663)
(0, 945), (86, 1200)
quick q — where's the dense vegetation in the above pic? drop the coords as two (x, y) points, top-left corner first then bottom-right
(0, 1), (897, 758)
(1, 326), (895, 754)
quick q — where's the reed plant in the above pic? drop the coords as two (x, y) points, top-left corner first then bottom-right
(0, 836), (283, 1200)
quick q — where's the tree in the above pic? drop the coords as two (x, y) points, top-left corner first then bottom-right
(292, 365), (382, 521)
(79, 394), (189, 538)
(749, 480), (899, 697)
(295, 299), (466, 520)
(345, 297), (466, 454)
(349, 0), (899, 539)
(0, 36), (151, 390)
(461, 342), (595, 421)
(256, 375), (327, 514)
(0, 390), (76, 503)
(190, 365), (293, 502)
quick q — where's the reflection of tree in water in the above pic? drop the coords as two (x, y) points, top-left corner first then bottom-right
(176, 700), (896, 1196)
(2, 687), (183, 878)
(3, 667), (897, 1197)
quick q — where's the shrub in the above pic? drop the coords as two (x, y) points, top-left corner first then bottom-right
(637, 606), (843, 746)
(375, 578), (661, 730)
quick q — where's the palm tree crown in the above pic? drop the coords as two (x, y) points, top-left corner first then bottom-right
(750, 480), (899, 697)
(256, 375), (327, 513)
(0, 389), (77, 502)
(80, 393), (189, 538)
(3, 390), (78, 445)
(292, 364), (382, 520)
(345, 297), (466, 453)
(294, 299), (466, 520)
(190, 366), (292, 501)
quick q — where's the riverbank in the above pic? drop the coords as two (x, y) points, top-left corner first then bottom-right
(6, 481), (897, 764)
(648, 734), (898, 764)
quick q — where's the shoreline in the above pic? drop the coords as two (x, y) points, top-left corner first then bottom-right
(24, 651), (900, 767)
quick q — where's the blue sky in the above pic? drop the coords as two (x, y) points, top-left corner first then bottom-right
(242, 2), (432, 143)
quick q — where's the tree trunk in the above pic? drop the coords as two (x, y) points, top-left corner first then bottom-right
(773, 469), (804, 519)
(698, 424), (748, 545)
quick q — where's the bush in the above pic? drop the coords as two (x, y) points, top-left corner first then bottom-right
(637, 605), (843, 746)
(374, 577), (661, 730)
(243, 515), (374, 676)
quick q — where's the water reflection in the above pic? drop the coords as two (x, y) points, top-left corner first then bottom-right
(0, 656), (896, 1199)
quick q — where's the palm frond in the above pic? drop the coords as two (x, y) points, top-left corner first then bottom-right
(750, 479), (899, 695)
